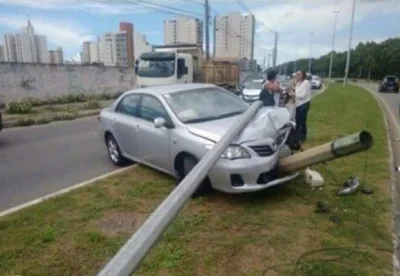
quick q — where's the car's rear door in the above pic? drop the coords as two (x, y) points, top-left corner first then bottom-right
(135, 95), (173, 172)
(112, 94), (142, 159)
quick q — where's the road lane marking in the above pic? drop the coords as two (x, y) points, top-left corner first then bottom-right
(0, 164), (137, 218)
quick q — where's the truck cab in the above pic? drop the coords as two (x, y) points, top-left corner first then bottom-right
(135, 47), (201, 88)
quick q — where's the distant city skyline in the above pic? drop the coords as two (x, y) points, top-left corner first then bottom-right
(1, 20), (63, 64)
(0, 1), (399, 64)
(80, 21), (152, 66)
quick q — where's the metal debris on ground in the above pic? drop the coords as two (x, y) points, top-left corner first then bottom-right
(336, 176), (360, 196)
(329, 215), (341, 224)
(315, 201), (330, 213)
(361, 188), (374, 195)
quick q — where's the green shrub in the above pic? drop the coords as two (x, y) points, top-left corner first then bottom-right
(6, 100), (33, 114)
(35, 117), (50, 125)
(25, 97), (43, 107)
(14, 118), (35, 127)
(53, 113), (77, 121)
(81, 100), (101, 110)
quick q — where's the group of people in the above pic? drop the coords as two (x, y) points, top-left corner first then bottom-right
(259, 70), (312, 143)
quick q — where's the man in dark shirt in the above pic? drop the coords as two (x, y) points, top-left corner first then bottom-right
(259, 71), (279, 107)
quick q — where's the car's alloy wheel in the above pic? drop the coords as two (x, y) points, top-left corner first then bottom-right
(106, 135), (127, 166)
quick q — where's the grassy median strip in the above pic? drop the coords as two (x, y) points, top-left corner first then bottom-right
(0, 83), (393, 276)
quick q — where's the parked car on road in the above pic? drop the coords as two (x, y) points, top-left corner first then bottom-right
(241, 79), (264, 102)
(311, 75), (322, 89)
(378, 75), (399, 93)
(99, 83), (297, 197)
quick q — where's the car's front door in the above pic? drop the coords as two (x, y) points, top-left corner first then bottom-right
(135, 95), (173, 173)
(113, 94), (142, 160)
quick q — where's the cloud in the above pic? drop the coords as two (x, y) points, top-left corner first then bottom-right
(252, 0), (400, 64)
(0, 15), (95, 48)
(72, 52), (81, 62)
(0, 0), (184, 15)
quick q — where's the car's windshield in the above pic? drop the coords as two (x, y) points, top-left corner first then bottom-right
(246, 81), (263, 90)
(164, 87), (248, 123)
(386, 76), (397, 82)
(312, 76), (319, 80)
(137, 58), (175, 78)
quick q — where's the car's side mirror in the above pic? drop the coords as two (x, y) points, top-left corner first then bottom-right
(154, 117), (167, 128)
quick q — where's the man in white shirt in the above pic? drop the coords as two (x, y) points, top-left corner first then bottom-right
(294, 70), (312, 142)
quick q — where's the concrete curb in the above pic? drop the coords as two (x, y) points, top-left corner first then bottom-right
(2, 109), (101, 129)
(351, 82), (400, 275)
(0, 165), (137, 218)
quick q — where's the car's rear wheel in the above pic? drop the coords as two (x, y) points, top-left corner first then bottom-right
(179, 155), (212, 198)
(106, 134), (129, 166)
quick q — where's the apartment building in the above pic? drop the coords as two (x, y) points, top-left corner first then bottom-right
(35, 35), (49, 63)
(214, 12), (255, 60)
(99, 31), (128, 67)
(82, 41), (91, 64)
(3, 20), (55, 64)
(164, 17), (203, 45)
(0, 45), (5, 62)
(119, 22), (134, 67)
(48, 47), (64, 64)
(89, 39), (101, 64)
(134, 31), (151, 59)
(4, 34), (17, 62)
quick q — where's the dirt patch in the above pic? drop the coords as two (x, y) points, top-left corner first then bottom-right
(96, 212), (147, 237)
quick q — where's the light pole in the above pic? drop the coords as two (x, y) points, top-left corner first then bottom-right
(308, 32), (313, 73)
(343, 0), (356, 86)
(328, 11), (340, 79)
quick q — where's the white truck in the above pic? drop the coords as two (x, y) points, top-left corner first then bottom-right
(135, 44), (240, 90)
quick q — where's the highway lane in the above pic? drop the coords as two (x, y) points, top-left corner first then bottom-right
(0, 116), (117, 212)
(354, 81), (400, 120)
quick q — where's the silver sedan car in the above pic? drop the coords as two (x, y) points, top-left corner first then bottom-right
(99, 83), (298, 197)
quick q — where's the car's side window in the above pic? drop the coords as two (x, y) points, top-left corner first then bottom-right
(115, 94), (141, 117)
(139, 95), (168, 122)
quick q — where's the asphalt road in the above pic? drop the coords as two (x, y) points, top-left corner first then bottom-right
(0, 116), (116, 212)
(354, 81), (400, 120)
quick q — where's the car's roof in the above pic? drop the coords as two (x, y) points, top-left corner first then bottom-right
(251, 79), (264, 83)
(124, 83), (218, 96)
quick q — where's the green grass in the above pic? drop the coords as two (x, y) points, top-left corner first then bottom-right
(0, 83), (393, 276)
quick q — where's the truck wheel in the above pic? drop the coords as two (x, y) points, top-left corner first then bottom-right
(179, 155), (212, 198)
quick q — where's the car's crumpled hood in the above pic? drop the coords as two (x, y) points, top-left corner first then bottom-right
(186, 107), (292, 144)
(242, 88), (261, 96)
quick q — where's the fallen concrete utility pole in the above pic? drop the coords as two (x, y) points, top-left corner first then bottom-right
(279, 131), (373, 172)
(97, 101), (264, 276)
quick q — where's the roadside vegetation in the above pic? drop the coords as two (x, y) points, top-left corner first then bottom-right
(0, 92), (121, 128)
(280, 37), (400, 80)
(0, 83), (393, 275)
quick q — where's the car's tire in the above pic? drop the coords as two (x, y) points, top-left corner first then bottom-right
(106, 134), (129, 166)
(179, 155), (212, 199)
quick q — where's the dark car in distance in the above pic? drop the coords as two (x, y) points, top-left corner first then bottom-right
(379, 75), (399, 93)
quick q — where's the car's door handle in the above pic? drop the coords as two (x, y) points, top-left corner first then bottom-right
(135, 124), (140, 132)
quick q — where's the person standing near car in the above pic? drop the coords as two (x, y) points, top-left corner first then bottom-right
(294, 70), (312, 142)
(259, 70), (282, 107)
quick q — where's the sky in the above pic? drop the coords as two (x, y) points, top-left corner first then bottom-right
(0, 0), (399, 65)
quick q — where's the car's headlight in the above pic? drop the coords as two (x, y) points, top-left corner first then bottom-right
(204, 144), (251, 160)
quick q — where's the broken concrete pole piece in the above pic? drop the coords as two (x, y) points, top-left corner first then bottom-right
(304, 167), (324, 188)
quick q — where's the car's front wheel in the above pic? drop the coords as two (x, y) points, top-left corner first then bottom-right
(179, 155), (212, 198)
(106, 134), (129, 166)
